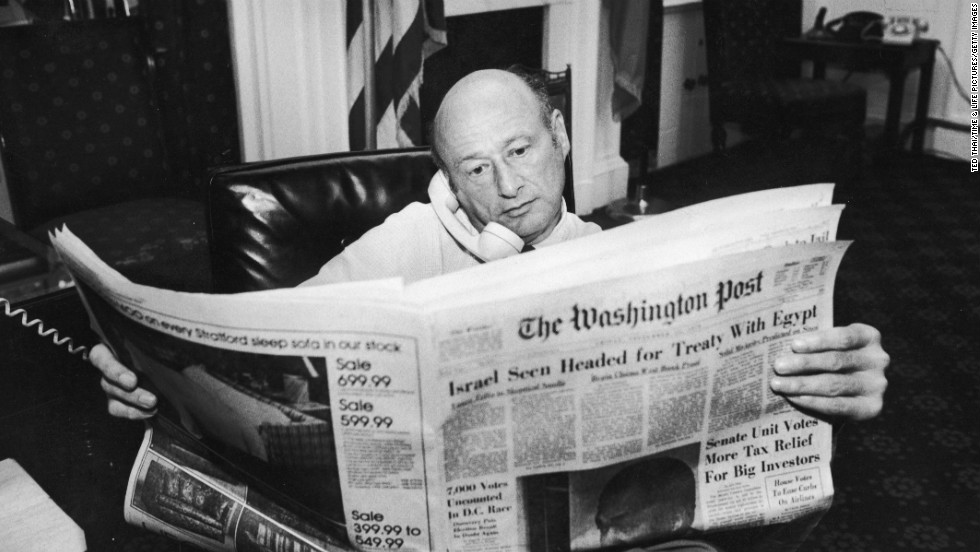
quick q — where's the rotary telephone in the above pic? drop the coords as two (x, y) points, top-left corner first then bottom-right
(806, 8), (884, 43)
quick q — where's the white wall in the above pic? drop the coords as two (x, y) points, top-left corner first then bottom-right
(927, 3), (974, 160)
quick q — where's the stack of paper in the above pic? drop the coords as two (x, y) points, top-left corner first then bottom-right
(0, 459), (86, 552)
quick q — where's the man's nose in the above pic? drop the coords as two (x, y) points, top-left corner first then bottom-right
(495, 163), (519, 198)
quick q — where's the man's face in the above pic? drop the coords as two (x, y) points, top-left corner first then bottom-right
(435, 76), (570, 245)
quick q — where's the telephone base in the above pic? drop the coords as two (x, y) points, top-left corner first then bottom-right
(881, 16), (924, 45)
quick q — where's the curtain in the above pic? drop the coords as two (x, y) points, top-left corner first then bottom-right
(346, 0), (447, 150)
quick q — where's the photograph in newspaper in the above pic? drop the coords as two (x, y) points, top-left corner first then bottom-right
(567, 445), (700, 549)
(126, 427), (347, 552)
(132, 458), (242, 545)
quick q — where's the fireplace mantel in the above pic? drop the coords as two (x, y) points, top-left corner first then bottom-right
(227, 0), (627, 214)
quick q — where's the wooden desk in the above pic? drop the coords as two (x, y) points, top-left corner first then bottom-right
(780, 38), (939, 154)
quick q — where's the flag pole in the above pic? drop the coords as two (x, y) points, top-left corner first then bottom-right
(361, 0), (377, 149)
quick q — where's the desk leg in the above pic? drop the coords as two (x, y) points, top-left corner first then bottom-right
(884, 69), (907, 151)
(911, 56), (935, 155)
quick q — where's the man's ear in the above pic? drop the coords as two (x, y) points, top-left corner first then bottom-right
(551, 109), (570, 157)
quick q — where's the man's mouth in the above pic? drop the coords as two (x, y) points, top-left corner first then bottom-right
(504, 199), (535, 217)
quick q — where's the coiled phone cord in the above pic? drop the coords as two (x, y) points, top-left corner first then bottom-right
(1, 297), (89, 360)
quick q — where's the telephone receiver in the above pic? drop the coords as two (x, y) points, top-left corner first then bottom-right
(1, 297), (89, 360)
(806, 8), (884, 42)
(427, 170), (525, 262)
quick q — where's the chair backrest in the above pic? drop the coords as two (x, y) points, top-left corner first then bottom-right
(0, 19), (173, 229)
(702, 0), (803, 85)
(208, 148), (436, 293)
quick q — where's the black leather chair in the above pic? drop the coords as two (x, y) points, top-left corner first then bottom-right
(207, 147), (436, 293)
(702, 0), (867, 151)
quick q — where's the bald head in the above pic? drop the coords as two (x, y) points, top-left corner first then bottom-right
(432, 69), (553, 170)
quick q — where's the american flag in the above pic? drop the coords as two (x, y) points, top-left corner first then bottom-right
(346, 0), (447, 150)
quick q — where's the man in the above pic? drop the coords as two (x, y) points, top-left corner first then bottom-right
(94, 68), (889, 432)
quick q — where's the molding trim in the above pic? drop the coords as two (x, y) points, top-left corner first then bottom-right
(445, 0), (571, 18)
(664, 0), (702, 13)
(545, 1), (627, 214)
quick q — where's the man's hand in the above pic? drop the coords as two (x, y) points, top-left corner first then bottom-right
(91, 343), (158, 420)
(770, 323), (889, 422)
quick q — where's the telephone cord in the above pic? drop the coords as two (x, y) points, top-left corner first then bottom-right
(1, 297), (89, 360)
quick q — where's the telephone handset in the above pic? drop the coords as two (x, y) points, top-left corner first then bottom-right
(806, 7), (884, 42)
(427, 170), (525, 262)
(1, 296), (89, 360)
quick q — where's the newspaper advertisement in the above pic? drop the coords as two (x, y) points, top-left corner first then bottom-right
(51, 184), (848, 552)
(54, 241), (428, 551)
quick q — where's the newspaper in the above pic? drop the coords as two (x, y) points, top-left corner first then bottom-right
(52, 184), (847, 552)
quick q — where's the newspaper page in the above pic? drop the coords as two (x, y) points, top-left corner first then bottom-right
(52, 228), (435, 551)
(407, 184), (841, 308)
(418, 241), (848, 551)
(51, 184), (850, 552)
(408, 205), (843, 311)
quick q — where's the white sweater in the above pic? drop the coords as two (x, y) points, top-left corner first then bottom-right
(300, 202), (600, 286)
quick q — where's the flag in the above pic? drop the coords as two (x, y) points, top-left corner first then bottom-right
(347, 0), (447, 150)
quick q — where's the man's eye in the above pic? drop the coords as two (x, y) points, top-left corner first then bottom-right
(511, 146), (528, 157)
(469, 165), (487, 177)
